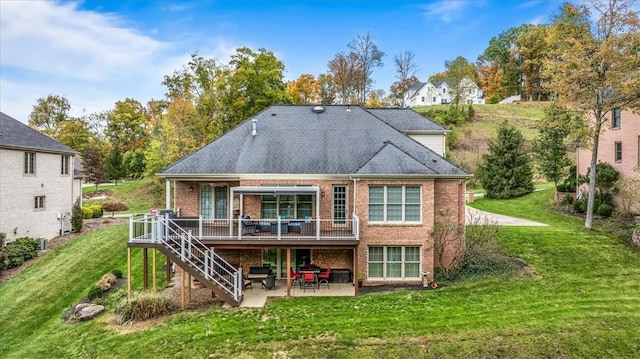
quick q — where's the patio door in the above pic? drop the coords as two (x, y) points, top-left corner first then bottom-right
(261, 249), (311, 279)
(200, 185), (228, 219)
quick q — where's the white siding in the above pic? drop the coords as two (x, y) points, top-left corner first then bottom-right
(409, 134), (446, 157)
(0, 148), (75, 242)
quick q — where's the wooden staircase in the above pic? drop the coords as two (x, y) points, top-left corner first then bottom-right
(150, 217), (243, 307)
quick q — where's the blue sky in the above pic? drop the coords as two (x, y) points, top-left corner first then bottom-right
(0, 0), (564, 123)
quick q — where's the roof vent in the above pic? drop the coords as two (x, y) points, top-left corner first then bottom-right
(251, 118), (257, 136)
(312, 106), (325, 113)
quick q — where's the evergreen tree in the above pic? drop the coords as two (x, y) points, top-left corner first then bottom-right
(532, 102), (574, 191)
(106, 146), (126, 185)
(71, 197), (83, 233)
(478, 124), (534, 199)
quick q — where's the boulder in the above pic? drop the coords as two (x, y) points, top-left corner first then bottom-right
(74, 303), (105, 321)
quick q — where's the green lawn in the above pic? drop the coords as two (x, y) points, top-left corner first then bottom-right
(82, 178), (162, 214)
(1, 189), (639, 358)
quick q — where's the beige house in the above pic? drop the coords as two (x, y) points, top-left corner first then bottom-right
(0, 112), (80, 243)
(128, 105), (471, 306)
(577, 108), (640, 213)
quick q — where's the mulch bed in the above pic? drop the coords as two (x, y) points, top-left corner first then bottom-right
(359, 284), (439, 294)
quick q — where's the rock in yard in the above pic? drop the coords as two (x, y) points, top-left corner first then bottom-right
(74, 303), (105, 321)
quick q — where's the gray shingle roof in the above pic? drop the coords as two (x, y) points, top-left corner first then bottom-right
(0, 112), (76, 154)
(161, 105), (469, 177)
(367, 108), (447, 132)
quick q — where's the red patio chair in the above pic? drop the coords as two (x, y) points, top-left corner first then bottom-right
(289, 267), (301, 287)
(317, 267), (330, 289)
(302, 271), (316, 292)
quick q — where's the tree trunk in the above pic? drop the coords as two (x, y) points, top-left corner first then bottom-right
(585, 111), (603, 230)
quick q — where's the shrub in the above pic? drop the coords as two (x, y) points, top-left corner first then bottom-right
(71, 197), (83, 233)
(3, 237), (39, 269)
(597, 203), (614, 217)
(115, 291), (174, 324)
(87, 286), (104, 301)
(82, 207), (94, 219)
(0, 233), (6, 275)
(560, 194), (574, 205)
(112, 269), (123, 278)
(573, 198), (587, 213)
(88, 205), (103, 218)
(97, 273), (117, 291)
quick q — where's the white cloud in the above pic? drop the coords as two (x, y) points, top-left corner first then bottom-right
(0, 0), (243, 123)
(423, 0), (467, 23)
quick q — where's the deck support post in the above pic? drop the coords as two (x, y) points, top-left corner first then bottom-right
(181, 269), (185, 310)
(152, 248), (157, 292)
(165, 257), (172, 285)
(127, 247), (131, 299)
(188, 273), (192, 303)
(143, 248), (148, 290)
(354, 247), (359, 296)
(286, 248), (291, 298)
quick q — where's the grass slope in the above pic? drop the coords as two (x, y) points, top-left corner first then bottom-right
(2, 189), (639, 358)
(83, 178), (162, 214)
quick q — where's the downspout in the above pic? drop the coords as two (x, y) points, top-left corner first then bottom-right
(165, 179), (171, 210)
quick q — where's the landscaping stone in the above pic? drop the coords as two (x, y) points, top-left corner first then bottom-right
(632, 231), (640, 248)
(74, 303), (105, 321)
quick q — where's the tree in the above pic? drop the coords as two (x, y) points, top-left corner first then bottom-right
(102, 202), (129, 217)
(106, 99), (149, 155)
(443, 56), (479, 106)
(478, 25), (527, 99)
(516, 24), (550, 101)
(389, 76), (419, 107)
(71, 197), (83, 233)
(348, 32), (385, 104)
(532, 102), (575, 191)
(317, 74), (337, 104)
(105, 146), (126, 185)
(28, 94), (71, 137)
(327, 52), (361, 104)
(544, 0), (640, 229)
(287, 74), (320, 104)
(56, 117), (93, 152)
(478, 124), (534, 199)
(392, 50), (418, 107)
(83, 145), (107, 190)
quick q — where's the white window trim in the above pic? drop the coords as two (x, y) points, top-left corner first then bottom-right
(368, 246), (422, 280)
(24, 152), (36, 175)
(34, 195), (45, 210)
(368, 185), (421, 224)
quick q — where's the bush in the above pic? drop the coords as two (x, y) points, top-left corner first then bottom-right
(82, 207), (94, 219)
(87, 286), (104, 301)
(97, 273), (117, 291)
(573, 198), (587, 213)
(88, 205), (103, 218)
(560, 194), (574, 205)
(3, 237), (39, 269)
(112, 269), (123, 278)
(0, 233), (7, 275)
(597, 203), (614, 217)
(115, 291), (174, 324)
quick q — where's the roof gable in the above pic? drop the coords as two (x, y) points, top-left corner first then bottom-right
(355, 142), (435, 174)
(0, 112), (75, 154)
(367, 108), (447, 132)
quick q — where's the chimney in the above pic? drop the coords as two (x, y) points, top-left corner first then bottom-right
(251, 118), (257, 136)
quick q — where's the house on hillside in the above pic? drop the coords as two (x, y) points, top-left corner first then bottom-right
(0, 112), (80, 243)
(405, 77), (484, 107)
(577, 108), (640, 213)
(128, 105), (470, 306)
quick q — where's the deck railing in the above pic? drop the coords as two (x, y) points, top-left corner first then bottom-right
(130, 215), (359, 242)
(131, 215), (243, 302)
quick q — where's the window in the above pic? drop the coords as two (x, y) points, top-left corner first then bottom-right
(612, 108), (621, 129)
(368, 246), (420, 279)
(421, 96), (425, 102)
(615, 142), (622, 162)
(333, 185), (347, 224)
(432, 97), (436, 103)
(199, 185), (228, 219)
(24, 152), (35, 174)
(61, 155), (70, 175)
(34, 196), (45, 210)
(442, 88), (446, 93)
(368, 186), (420, 222)
(261, 194), (312, 219)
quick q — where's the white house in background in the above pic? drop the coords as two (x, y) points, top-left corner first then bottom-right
(405, 77), (484, 107)
(0, 112), (81, 243)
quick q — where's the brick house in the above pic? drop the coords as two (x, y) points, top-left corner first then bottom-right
(577, 108), (640, 213)
(0, 112), (80, 243)
(128, 105), (470, 306)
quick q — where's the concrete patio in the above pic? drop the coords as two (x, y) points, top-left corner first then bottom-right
(237, 280), (356, 308)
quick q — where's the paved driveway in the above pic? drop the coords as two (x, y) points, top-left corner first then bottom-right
(466, 206), (549, 226)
